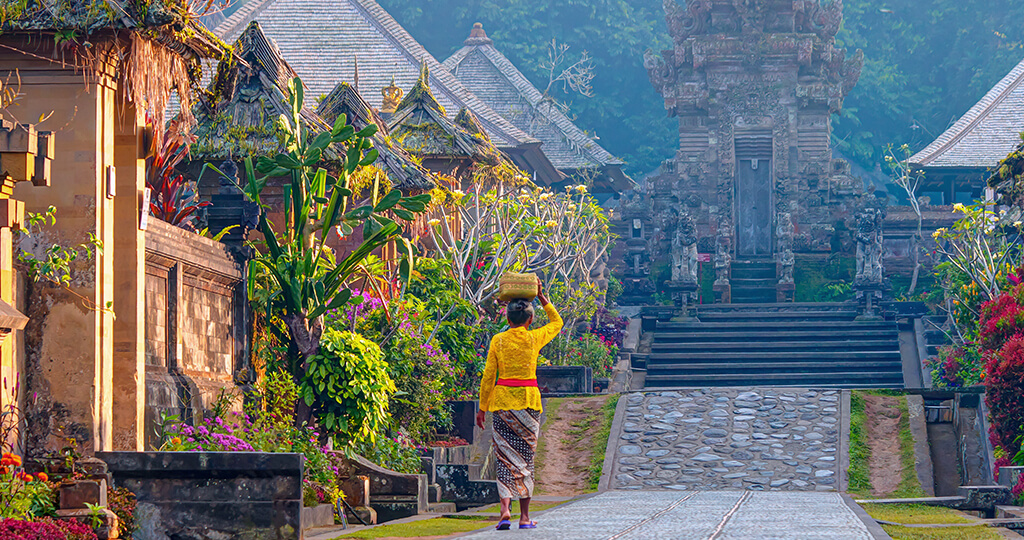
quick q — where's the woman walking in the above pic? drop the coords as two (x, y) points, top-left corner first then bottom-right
(476, 284), (562, 531)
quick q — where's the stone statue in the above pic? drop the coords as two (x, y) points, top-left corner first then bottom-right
(714, 237), (732, 286)
(672, 213), (699, 283)
(776, 212), (794, 252)
(855, 209), (884, 285)
(779, 249), (795, 284)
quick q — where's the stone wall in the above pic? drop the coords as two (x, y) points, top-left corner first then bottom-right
(97, 451), (302, 540)
(143, 218), (250, 449)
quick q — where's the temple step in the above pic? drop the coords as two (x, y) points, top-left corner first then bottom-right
(643, 303), (904, 389)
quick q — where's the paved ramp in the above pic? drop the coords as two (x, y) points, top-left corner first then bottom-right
(470, 491), (877, 539)
(611, 389), (844, 491)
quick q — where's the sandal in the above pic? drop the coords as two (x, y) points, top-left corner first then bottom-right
(496, 519), (511, 531)
(519, 521), (538, 529)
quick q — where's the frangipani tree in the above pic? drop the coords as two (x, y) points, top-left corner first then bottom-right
(427, 182), (611, 325)
(242, 78), (430, 427)
(933, 201), (1023, 341)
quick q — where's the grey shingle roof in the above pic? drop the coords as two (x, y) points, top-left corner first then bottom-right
(212, 0), (538, 152)
(911, 57), (1024, 169)
(192, 22), (433, 191)
(443, 24), (632, 190)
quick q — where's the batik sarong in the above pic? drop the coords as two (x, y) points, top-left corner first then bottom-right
(492, 408), (541, 500)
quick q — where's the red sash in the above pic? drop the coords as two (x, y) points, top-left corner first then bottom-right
(496, 378), (538, 388)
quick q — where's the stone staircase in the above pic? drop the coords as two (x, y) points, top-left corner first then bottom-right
(730, 260), (778, 303)
(644, 303), (905, 389)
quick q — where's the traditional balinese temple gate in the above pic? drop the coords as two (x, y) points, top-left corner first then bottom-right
(622, 0), (867, 306)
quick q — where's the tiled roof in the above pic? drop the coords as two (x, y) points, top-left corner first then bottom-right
(911, 57), (1024, 169)
(212, 0), (538, 151)
(443, 24), (632, 190)
(317, 82), (436, 190)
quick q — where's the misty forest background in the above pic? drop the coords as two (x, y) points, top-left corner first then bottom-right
(374, 0), (1024, 180)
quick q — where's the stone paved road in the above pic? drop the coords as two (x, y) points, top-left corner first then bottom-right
(470, 491), (874, 539)
(613, 389), (843, 491)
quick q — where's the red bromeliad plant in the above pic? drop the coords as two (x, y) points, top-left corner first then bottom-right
(145, 119), (210, 230)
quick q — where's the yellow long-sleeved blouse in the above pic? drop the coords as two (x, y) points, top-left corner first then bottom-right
(478, 303), (563, 413)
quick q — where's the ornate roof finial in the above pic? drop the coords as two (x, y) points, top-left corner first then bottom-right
(381, 76), (403, 114)
(465, 22), (494, 46)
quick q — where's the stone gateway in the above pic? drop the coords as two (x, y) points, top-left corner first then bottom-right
(622, 0), (867, 303)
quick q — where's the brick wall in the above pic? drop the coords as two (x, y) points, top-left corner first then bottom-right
(143, 218), (249, 449)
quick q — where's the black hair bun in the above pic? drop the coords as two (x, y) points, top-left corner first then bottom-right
(508, 298), (531, 312)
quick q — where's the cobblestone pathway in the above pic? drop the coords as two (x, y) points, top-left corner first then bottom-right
(613, 389), (843, 491)
(470, 491), (874, 539)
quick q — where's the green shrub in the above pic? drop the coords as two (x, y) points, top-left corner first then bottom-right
(306, 329), (395, 445)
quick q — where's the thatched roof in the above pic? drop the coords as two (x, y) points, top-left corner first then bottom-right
(387, 64), (500, 164)
(317, 82), (436, 191)
(2, 0), (225, 60)
(190, 21), (329, 160)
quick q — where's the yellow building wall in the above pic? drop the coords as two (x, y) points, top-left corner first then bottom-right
(1, 36), (144, 454)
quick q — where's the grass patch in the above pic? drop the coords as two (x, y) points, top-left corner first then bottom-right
(892, 395), (928, 498)
(860, 503), (973, 525)
(333, 516), (490, 539)
(881, 525), (1003, 540)
(476, 500), (563, 514)
(587, 394), (620, 492)
(848, 390), (872, 496)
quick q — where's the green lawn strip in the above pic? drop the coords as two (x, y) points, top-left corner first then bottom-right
(587, 394), (620, 492)
(860, 503), (973, 525)
(534, 397), (566, 491)
(475, 500), (563, 514)
(332, 516), (490, 539)
(848, 390), (872, 497)
(891, 395), (928, 498)
(881, 524), (1003, 540)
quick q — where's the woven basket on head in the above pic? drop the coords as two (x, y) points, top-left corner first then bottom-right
(498, 273), (539, 302)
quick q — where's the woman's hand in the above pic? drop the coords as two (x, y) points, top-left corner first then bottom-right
(476, 410), (486, 429)
(537, 283), (549, 306)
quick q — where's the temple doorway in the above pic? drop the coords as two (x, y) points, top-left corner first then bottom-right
(735, 133), (773, 258)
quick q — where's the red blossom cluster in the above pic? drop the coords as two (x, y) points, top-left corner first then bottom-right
(0, 518), (96, 540)
(978, 285), (1024, 454)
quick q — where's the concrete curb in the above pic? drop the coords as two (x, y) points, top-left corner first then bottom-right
(906, 394), (936, 496)
(842, 493), (894, 540)
(841, 389), (852, 493)
(598, 392), (630, 492)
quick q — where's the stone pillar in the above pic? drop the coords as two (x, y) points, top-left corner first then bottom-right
(7, 37), (118, 454)
(111, 92), (146, 451)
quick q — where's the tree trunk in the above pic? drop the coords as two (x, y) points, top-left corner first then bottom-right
(908, 213), (923, 296)
(282, 312), (323, 427)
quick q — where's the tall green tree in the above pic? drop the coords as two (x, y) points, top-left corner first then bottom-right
(381, 0), (1024, 176)
(836, 0), (1024, 169)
